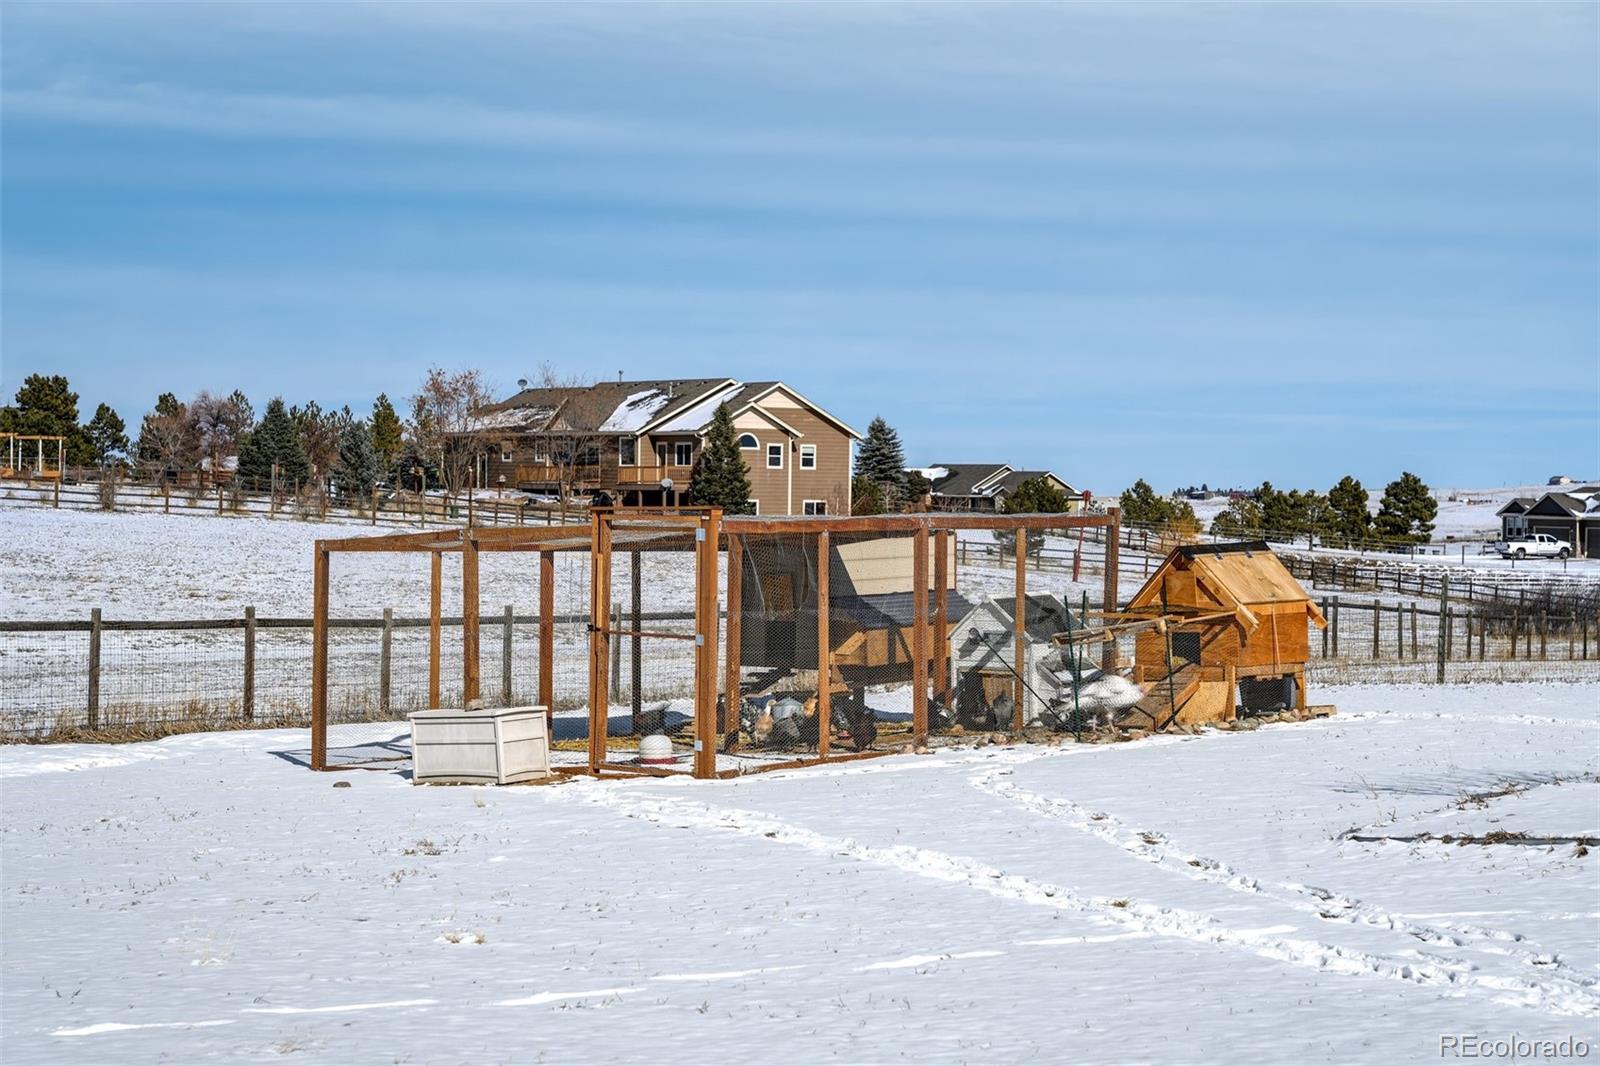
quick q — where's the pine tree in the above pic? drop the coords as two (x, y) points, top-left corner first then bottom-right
(0, 373), (92, 465)
(1210, 496), (1263, 539)
(1118, 479), (1168, 527)
(333, 419), (380, 499)
(85, 404), (129, 468)
(997, 476), (1071, 556)
(689, 403), (752, 512)
(236, 398), (310, 486)
(1325, 475), (1372, 548)
(854, 416), (907, 504)
(370, 393), (404, 477)
(1374, 471), (1437, 545)
(850, 474), (885, 516)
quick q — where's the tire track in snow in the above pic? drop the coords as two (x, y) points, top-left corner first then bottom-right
(566, 783), (1599, 1017)
(971, 762), (1599, 1003)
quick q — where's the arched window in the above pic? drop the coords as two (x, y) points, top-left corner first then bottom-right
(736, 433), (759, 450)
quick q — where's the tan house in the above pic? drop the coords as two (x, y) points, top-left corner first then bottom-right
(472, 378), (860, 515)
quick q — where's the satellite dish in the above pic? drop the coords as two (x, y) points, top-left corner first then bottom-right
(660, 478), (674, 491)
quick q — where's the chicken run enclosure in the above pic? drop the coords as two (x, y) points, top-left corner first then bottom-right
(310, 508), (1152, 778)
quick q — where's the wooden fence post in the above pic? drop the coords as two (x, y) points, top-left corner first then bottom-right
(1436, 573), (1449, 683)
(1371, 598), (1380, 661)
(311, 544), (329, 770)
(87, 607), (102, 730)
(1014, 529), (1027, 731)
(816, 529), (831, 760)
(1320, 597), (1329, 657)
(380, 607), (393, 713)
(502, 604), (514, 706)
(609, 601), (622, 703)
(934, 529), (950, 708)
(1410, 602), (1418, 660)
(724, 535), (743, 746)
(1102, 508), (1121, 672)
(912, 524), (929, 745)
(243, 605), (256, 720)
(429, 550), (442, 709)
(539, 551), (554, 727)
(462, 534), (481, 705)
(630, 550), (643, 727)
(692, 509), (721, 778)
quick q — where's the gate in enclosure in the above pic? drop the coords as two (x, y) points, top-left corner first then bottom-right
(308, 507), (1123, 779)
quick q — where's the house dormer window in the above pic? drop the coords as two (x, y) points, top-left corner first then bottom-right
(766, 443), (783, 469)
(737, 433), (758, 449)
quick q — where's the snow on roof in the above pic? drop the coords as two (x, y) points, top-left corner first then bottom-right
(652, 382), (746, 434)
(910, 466), (950, 482)
(598, 389), (671, 433)
(467, 404), (557, 432)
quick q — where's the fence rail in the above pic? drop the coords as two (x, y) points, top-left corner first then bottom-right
(5, 592), (1596, 741)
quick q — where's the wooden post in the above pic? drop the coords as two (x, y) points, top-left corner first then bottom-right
(630, 550), (643, 726)
(311, 544), (329, 770)
(589, 513), (613, 771)
(1539, 611), (1547, 660)
(692, 510), (722, 778)
(1395, 602), (1403, 659)
(539, 551), (554, 728)
(243, 605), (256, 720)
(1014, 526), (1027, 731)
(1372, 598), (1381, 661)
(87, 607), (102, 730)
(502, 604), (514, 705)
(380, 607), (394, 713)
(933, 529), (949, 711)
(462, 533), (481, 704)
(816, 529), (831, 759)
(428, 550), (442, 709)
(1332, 597), (1340, 657)
(1410, 602), (1418, 660)
(1102, 507), (1121, 672)
(1320, 597), (1329, 658)
(912, 524), (929, 745)
(371, 488), (378, 526)
(217, 483), (223, 515)
(610, 600), (622, 701)
(1436, 573), (1449, 683)
(724, 534), (744, 744)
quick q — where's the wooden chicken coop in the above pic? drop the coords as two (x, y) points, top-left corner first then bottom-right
(1121, 541), (1327, 725)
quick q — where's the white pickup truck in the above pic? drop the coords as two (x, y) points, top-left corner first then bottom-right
(1495, 533), (1572, 560)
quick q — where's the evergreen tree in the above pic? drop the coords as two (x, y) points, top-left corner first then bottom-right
(370, 393), (404, 477)
(236, 398), (310, 486)
(0, 373), (92, 465)
(997, 476), (1072, 556)
(1325, 475), (1372, 547)
(333, 419), (380, 499)
(689, 403), (752, 512)
(1374, 471), (1437, 545)
(854, 416), (907, 504)
(1118, 479), (1169, 527)
(902, 468), (933, 506)
(850, 474), (885, 516)
(1210, 496), (1263, 539)
(85, 404), (129, 468)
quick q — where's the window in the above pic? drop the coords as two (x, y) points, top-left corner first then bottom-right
(737, 433), (759, 450)
(767, 443), (783, 469)
(799, 444), (816, 470)
(501, 447), (514, 463)
(803, 500), (827, 516)
(656, 443), (668, 467)
(674, 442), (694, 466)
(577, 443), (600, 466)
(618, 437), (636, 466)
(748, 499), (759, 515)
(532, 440), (548, 463)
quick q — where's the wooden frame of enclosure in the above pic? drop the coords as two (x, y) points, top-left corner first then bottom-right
(309, 506), (1120, 779)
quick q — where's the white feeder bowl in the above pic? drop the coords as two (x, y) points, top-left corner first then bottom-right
(638, 734), (677, 765)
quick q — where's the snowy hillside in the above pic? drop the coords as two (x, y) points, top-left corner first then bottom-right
(2, 684), (1596, 1063)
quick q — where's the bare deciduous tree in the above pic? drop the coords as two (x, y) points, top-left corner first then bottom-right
(533, 360), (595, 521)
(188, 390), (254, 484)
(408, 367), (497, 499)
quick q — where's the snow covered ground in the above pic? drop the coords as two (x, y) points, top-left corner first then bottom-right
(3, 683), (1596, 1063)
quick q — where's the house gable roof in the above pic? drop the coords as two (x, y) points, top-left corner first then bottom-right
(956, 593), (1076, 643)
(927, 464), (1013, 497)
(717, 381), (862, 440)
(1497, 498), (1537, 516)
(994, 470), (1078, 498)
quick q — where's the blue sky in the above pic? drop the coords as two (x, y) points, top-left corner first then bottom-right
(2, 2), (1595, 492)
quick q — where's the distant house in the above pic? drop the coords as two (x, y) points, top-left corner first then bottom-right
(1549, 475), (1575, 486)
(470, 379), (859, 515)
(915, 464), (1083, 513)
(1502, 486), (1600, 558)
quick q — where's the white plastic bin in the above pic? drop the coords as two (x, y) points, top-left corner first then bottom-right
(409, 705), (551, 785)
